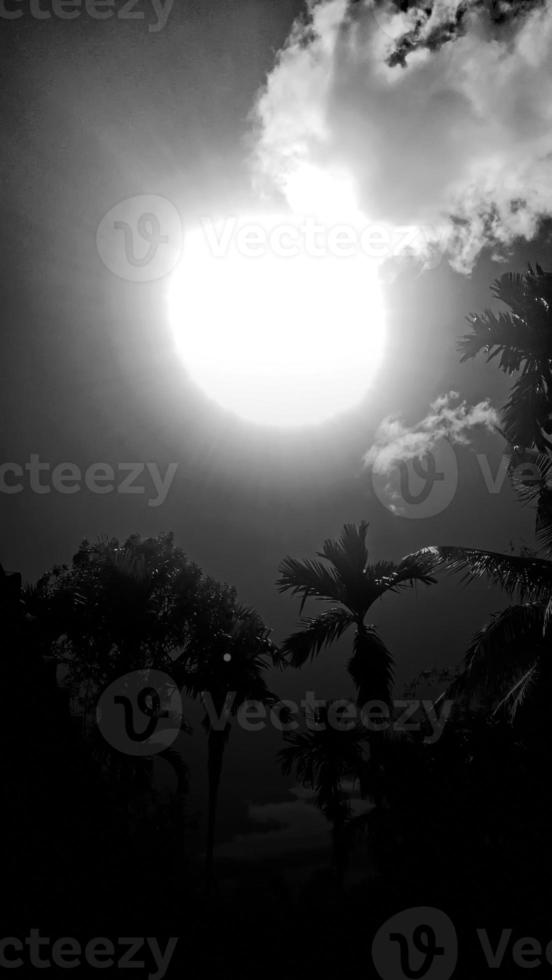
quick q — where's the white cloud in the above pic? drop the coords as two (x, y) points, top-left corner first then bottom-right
(364, 390), (498, 473)
(251, 0), (552, 272)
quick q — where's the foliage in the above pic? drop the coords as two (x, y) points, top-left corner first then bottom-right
(278, 522), (435, 704)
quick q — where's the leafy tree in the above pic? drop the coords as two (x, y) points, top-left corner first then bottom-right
(33, 533), (281, 883)
(33, 532), (203, 701)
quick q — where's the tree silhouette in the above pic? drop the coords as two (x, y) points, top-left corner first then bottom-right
(278, 704), (370, 888)
(405, 544), (552, 724)
(33, 532), (202, 701)
(409, 265), (552, 725)
(32, 533), (281, 885)
(277, 522), (435, 705)
(174, 582), (280, 886)
(459, 265), (552, 451)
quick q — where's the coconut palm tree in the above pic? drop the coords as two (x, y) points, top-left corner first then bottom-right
(277, 522), (436, 705)
(278, 705), (370, 887)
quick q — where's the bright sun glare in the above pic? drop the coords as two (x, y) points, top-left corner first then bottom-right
(167, 213), (386, 428)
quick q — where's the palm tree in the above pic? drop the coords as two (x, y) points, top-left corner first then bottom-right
(405, 544), (552, 723)
(408, 264), (552, 723)
(175, 586), (280, 886)
(277, 522), (436, 705)
(459, 264), (552, 451)
(459, 266), (552, 562)
(278, 705), (370, 887)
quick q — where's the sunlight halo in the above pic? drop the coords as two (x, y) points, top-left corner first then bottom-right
(167, 213), (386, 428)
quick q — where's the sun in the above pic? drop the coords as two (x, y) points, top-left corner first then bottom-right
(167, 214), (386, 428)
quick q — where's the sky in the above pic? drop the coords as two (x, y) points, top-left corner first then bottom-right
(2, 0), (552, 857)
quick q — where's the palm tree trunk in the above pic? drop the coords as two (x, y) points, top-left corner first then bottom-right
(331, 812), (347, 890)
(329, 790), (349, 890)
(206, 728), (226, 889)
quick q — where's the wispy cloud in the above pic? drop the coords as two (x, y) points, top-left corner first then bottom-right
(364, 391), (498, 473)
(251, 0), (552, 271)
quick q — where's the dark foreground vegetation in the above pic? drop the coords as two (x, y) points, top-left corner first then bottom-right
(4, 266), (552, 977)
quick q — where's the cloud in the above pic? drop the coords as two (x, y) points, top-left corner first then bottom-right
(364, 390), (498, 473)
(216, 786), (372, 861)
(251, 0), (552, 271)
(216, 789), (328, 861)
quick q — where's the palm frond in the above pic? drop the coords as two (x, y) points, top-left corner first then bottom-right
(459, 268), (552, 365)
(317, 521), (369, 577)
(492, 664), (539, 721)
(407, 545), (552, 602)
(459, 308), (532, 370)
(459, 267), (552, 450)
(314, 522), (375, 615)
(461, 603), (543, 695)
(544, 595), (552, 634)
(502, 372), (552, 451)
(370, 554), (437, 597)
(281, 608), (354, 667)
(507, 447), (552, 552)
(277, 556), (344, 611)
